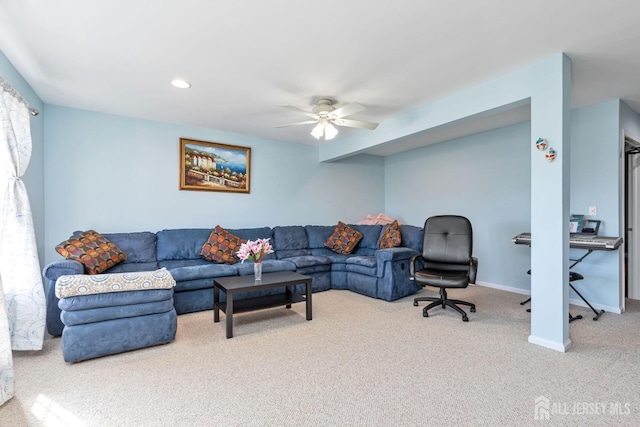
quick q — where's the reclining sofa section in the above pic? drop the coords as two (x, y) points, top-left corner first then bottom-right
(43, 224), (424, 336)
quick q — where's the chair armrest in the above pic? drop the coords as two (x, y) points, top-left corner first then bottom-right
(469, 257), (478, 284)
(409, 254), (422, 280)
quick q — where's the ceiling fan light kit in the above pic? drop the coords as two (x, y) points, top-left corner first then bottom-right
(311, 119), (338, 140)
(275, 98), (379, 141)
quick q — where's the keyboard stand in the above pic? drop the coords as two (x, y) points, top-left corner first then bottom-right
(569, 249), (605, 320)
(569, 281), (605, 321)
(521, 253), (605, 320)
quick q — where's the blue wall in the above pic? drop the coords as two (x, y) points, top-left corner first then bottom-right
(569, 100), (622, 309)
(0, 50), (45, 266)
(42, 106), (385, 264)
(385, 122), (532, 291)
(384, 99), (636, 311)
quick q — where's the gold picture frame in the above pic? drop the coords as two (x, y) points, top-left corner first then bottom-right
(179, 138), (251, 193)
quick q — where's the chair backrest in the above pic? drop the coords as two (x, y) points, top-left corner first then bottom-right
(422, 215), (473, 265)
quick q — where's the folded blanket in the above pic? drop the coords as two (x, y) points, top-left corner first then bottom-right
(55, 268), (176, 298)
(356, 213), (401, 225)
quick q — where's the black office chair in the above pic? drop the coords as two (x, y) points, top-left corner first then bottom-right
(410, 215), (478, 322)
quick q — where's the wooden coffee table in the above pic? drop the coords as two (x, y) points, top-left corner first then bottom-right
(213, 271), (312, 338)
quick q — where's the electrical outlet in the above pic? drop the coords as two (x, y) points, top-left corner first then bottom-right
(588, 206), (597, 216)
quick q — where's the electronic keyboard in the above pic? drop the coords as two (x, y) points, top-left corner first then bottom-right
(512, 233), (622, 250)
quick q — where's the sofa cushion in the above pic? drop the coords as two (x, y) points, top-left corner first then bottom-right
(102, 231), (157, 263)
(305, 225), (336, 249)
(200, 226), (245, 264)
(168, 263), (238, 282)
(158, 259), (211, 269)
(55, 230), (127, 275)
(235, 259), (297, 276)
(104, 262), (160, 274)
(273, 226), (311, 259)
(349, 224), (383, 250)
(227, 226), (272, 242)
(61, 299), (175, 326)
(156, 228), (212, 261)
(58, 288), (174, 311)
(346, 256), (378, 276)
(378, 220), (402, 249)
(324, 222), (363, 255)
(282, 255), (331, 269)
(346, 256), (377, 268)
(400, 225), (424, 252)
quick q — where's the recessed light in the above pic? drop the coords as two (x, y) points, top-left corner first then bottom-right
(170, 79), (191, 89)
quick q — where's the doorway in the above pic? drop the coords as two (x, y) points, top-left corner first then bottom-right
(624, 131), (640, 302)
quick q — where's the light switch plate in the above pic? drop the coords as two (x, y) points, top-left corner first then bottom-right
(588, 206), (597, 216)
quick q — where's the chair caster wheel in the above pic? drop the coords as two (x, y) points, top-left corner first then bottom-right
(462, 316), (469, 322)
(470, 307), (476, 313)
(413, 301), (418, 306)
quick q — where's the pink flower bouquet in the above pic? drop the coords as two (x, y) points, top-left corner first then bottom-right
(236, 238), (274, 263)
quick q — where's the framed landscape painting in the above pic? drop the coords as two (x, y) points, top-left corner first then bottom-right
(179, 138), (251, 193)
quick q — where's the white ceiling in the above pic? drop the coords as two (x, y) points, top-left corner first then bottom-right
(1, 1), (640, 153)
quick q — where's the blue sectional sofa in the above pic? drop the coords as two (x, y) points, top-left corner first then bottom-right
(43, 223), (424, 336)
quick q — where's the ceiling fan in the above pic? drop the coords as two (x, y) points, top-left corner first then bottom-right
(274, 98), (379, 140)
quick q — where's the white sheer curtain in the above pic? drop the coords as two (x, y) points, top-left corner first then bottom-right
(0, 77), (46, 406)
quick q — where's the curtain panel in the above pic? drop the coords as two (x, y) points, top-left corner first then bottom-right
(0, 76), (46, 406)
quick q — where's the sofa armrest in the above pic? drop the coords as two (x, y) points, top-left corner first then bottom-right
(42, 260), (85, 337)
(43, 260), (85, 281)
(376, 247), (419, 277)
(376, 247), (420, 262)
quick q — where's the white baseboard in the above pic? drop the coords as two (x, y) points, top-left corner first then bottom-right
(528, 335), (571, 352)
(476, 280), (530, 296)
(476, 281), (622, 315)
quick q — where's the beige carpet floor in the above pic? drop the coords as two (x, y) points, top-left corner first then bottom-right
(2, 285), (640, 426)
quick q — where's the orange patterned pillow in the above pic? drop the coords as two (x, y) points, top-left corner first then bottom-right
(55, 230), (127, 275)
(324, 221), (363, 254)
(200, 225), (245, 264)
(379, 220), (402, 249)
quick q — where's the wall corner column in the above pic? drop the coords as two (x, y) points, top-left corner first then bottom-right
(528, 53), (572, 352)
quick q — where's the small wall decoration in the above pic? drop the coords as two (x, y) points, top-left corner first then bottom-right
(535, 138), (548, 151)
(179, 138), (251, 193)
(545, 148), (557, 162)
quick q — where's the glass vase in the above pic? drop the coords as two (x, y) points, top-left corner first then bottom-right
(254, 262), (262, 281)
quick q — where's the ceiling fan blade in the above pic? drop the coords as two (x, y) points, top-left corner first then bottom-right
(331, 102), (366, 118)
(273, 120), (318, 128)
(280, 105), (318, 119)
(333, 118), (379, 130)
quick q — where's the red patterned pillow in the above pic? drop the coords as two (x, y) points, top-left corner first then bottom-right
(200, 225), (245, 264)
(55, 230), (127, 275)
(324, 221), (364, 254)
(379, 220), (402, 249)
